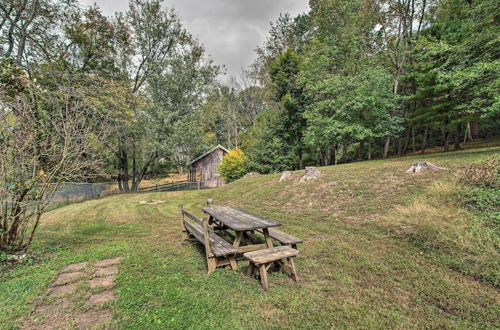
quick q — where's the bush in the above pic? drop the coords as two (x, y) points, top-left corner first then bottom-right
(218, 147), (248, 183)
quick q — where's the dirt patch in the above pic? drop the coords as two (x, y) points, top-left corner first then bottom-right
(52, 271), (85, 286)
(95, 257), (123, 268)
(139, 200), (165, 205)
(49, 283), (77, 297)
(309, 234), (326, 241)
(87, 291), (116, 306)
(61, 261), (89, 273)
(94, 266), (118, 277)
(89, 276), (115, 288)
(73, 309), (113, 329)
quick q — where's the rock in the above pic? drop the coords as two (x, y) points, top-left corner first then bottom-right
(279, 171), (293, 182)
(406, 162), (448, 173)
(244, 172), (260, 178)
(300, 167), (321, 182)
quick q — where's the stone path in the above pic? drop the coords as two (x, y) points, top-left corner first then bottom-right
(23, 257), (123, 329)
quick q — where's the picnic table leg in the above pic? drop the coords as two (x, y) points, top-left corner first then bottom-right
(259, 264), (269, 290)
(233, 231), (243, 248)
(262, 228), (273, 248)
(246, 263), (255, 276)
(288, 257), (298, 282)
(207, 257), (217, 275)
(229, 256), (238, 270)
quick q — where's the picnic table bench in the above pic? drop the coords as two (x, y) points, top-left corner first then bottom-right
(255, 228), (303, 249)
(244, 246), (299, 290)
(179, 205), (238, 274)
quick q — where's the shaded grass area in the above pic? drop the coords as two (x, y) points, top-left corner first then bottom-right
(1, 147), (499, 329)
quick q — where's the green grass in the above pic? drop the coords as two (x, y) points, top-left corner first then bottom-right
(1, 146), (499, 329)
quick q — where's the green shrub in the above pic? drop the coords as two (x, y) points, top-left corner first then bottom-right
(218, 147), (248, 183)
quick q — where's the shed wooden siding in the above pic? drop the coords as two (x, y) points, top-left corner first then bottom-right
(192, 148), (227, 188)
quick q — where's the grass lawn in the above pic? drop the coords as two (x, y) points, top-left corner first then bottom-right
(1, 146), (499, 329)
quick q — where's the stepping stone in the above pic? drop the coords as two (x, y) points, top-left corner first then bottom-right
(61, 261), (89, 273)
(87, 291), (116, 306)
(73, 309), (112, 329)
(95, 257), (123, 268)
(89, 276), (115, 288)
(34, 298), (71, 315)
(94, 266), (118, 277)
(49, 283), (77, 297)
(53, 271), (85, 286)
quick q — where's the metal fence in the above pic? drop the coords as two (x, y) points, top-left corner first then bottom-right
(138, 181), (215, 193)
(47, 180), (218, 206)
(48, 182), (119, 206)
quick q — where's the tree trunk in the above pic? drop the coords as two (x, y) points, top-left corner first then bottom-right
(411, 126), (416, 152)
(421, 126), (428, 154)
(342, 144), (348, 163)
(383, 137), (390, 158)
(118, 142), (129, 192)
(402, 128), (411, 155)
(470, 120), (480, 139)
(442, 125), (450, 152)
(464, 122), (473, 143)
(358, 141), (364, 161)
(454, 123), (462, 150)
(367, 141), (372, 160)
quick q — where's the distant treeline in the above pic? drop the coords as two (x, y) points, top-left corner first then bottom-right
(207, 0), (499, 173)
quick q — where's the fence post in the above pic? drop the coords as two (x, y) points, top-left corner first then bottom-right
(155, 184), (158, 192)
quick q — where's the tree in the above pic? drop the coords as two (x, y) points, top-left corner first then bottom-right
(0, 0), (77, 68)
(411, 0), (500, 151)
(244, 109), (297, 174)
(252, 13), (312, 83)
(110, 0), (218, 191)
(268, 49), (307, 169)
(0, 58), (109, 252)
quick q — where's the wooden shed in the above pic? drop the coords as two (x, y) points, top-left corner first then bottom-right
(188, 145), (228, 188)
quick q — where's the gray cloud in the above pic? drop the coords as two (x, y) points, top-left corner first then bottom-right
(79, 0), (309, 79)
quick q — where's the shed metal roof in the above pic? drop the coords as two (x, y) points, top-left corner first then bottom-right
(189, 144), (229, 165)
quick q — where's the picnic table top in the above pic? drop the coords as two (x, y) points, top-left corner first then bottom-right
(203, 206), (282, 231)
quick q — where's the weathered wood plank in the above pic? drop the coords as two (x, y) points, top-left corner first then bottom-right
(255, 228), (303, 245)
(183, 219), (238, 257)
(243, 246), (299, 265)
(182, 209), (203, 225)
(236, 243), (268, 253)
(203, 206), (281, 231)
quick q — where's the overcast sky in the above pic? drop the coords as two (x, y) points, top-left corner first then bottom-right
(79, 0), (309, 80)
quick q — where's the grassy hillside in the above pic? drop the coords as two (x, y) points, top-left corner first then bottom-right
(1, 147), (499, 329)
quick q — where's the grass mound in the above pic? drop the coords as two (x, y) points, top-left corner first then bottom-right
(386, 179), (499, 286)
(1, 146), (499, 329)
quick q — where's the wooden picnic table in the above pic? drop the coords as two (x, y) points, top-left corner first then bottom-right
(203, 206), (281, 253)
